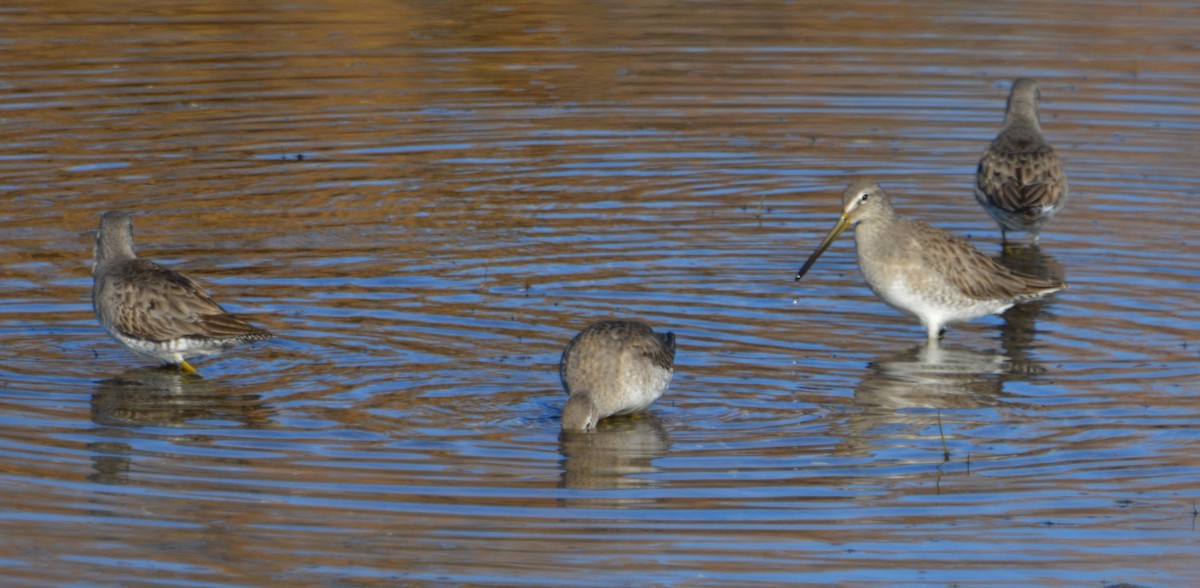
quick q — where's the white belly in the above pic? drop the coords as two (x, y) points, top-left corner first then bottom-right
(609, 365), (673, 416)
(868, 273), (1012, 329)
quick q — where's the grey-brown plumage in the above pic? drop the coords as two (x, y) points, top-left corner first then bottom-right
(796, 179), (1065, 341)
(559, 320), (676, 432)
(975, 78), (1069, 242)
(91, 211), (272, 374)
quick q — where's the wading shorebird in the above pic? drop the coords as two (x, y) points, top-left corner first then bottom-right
(795, 179), (1065, 342)
(559, 320), (676, 432)
(91, 211), (272, 375)
(975, 78), (1069, 242)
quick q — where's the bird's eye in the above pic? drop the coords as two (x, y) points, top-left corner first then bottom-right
(861, 193), (870, 202)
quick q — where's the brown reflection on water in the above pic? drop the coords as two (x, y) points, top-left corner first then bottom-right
(558, 413), (670, 494)
(90, 368), (272, 429)
(88, 368), (273, 486)
(837, 342), (1008, 458)
(995, 243), (1065, 366)
(855, 342), (1008, 411)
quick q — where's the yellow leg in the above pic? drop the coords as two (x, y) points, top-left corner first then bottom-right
(179, 360), (199, 376)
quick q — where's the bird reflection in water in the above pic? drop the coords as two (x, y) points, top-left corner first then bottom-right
(88, 367), (273, 485)
(856, 342), (1009, 410)
(837, 341), (1012, 458)
(558, 412), (670, 502)
(91, 367), (272, 428)
(994, 243), (1065, 372)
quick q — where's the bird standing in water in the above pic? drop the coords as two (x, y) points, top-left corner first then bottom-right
(796, 179), (1065, 342)
(559, 320), (676, 432)
(975, 78), (1069, 242)
(91, 211), (272, 375)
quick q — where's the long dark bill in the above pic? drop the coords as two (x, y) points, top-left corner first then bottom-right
(795, 214), (851, 281)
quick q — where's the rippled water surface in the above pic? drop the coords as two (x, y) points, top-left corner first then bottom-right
(2, 0), (1198, 585)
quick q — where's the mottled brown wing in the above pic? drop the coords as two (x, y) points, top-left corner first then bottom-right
(561, 321), (675, 389)
(599, 320), (676, 371)
(104, 260), (270, 342)
(639, 331), (676, 371)
(977, 131), (1066, 218)
(559, 331), (584, 393)
(913, 223), (1063, 301)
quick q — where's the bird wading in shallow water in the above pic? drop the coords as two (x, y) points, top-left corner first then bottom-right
(91, 211), (273, 375)
(795, 179), (1065, 342)
(975, 78), (1069, 243)
(559, 320), (676, 432)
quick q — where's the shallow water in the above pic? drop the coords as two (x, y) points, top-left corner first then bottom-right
(2, 0), (1198, 585)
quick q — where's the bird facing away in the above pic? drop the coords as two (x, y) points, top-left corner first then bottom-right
(91, 211), (272, 375)
(795, 179), (1065, 342)
(559, 320), (676, 432)
(975, 78), (1069, 242)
